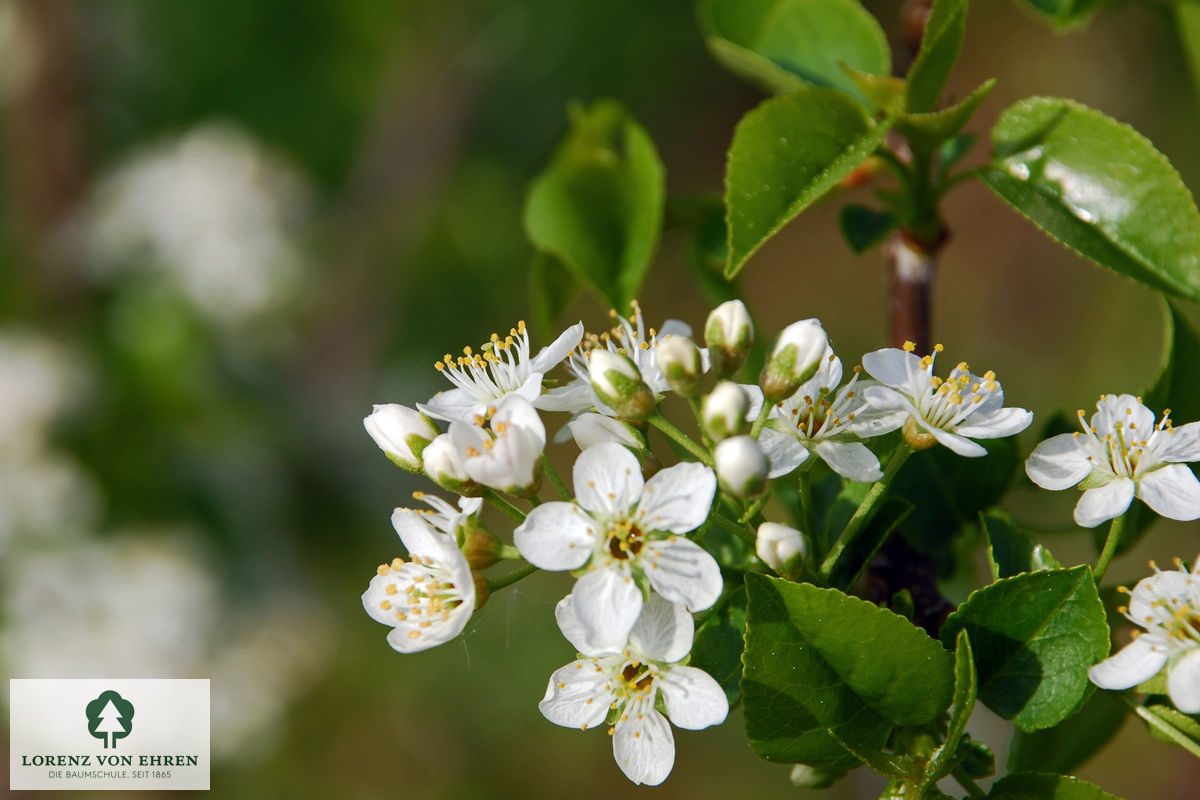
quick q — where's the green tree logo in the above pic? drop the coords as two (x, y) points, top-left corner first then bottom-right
(85, 690), (134, 749)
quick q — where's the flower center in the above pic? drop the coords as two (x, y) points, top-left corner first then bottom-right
(434, 321), (532, 403)
(375, 557), (464, 640)
(606, 521), (645, 560)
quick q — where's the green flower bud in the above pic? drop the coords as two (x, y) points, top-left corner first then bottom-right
(654, 334), (703, 398)
(701, 381), (748, 441)
(714, 435), (768, 498)
(588, 350), (655, 421)
(760, 318), (827, 402)
(705, 300), (754, 378)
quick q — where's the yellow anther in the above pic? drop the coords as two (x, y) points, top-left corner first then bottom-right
(392, 557), (406, 569)
(380, 600), (392, 611)
(408, 630), (421, 639)
(377, 564), (389, 576)
(902, 341), (916, 352)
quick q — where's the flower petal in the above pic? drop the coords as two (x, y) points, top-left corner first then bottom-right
(1074, 477), (1135, 528)
(924, 422), (987, 457)
(1168, 649), (1200, 714)
(1138, 464), (1200, 522)
(1159, 421), (1200, 462)
(529, 322), (585, 374)
(538, 660), (614, 730)
(572, 566), (643, 653)
(385, 608), (471, 653)
(1026, 434), (1093, 491)
(418, 389), (479, 424)
(613, 700), (675, 786)
(759, 428), (808, 479)
(1088, 636), (1169, 690)
(535, 380), (596, 413)
(574, 442), (644, 517)
(862, 385), (917, 414)
(862, 348), (923, 389)
(1130, 571), (1198, 621)
(568, 413), (644, 451)
(658, 666), (729, 730)
(391, 509), (459, 562)
(644, 537), (723, 613)
(815, 440), (882, 482)
(628, 594), (694, 664)
(955, 406), (1033, 439)
(513, 502), (598, 571)
(636, 462), (716, 533)
(555, 594), (603, 656)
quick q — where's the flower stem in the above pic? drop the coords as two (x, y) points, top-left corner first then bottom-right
(819, 445), (912, 583)
(486, 561), (538, 593)
(648, 411), (712, 466)
(711, 512), (757, 546)
(689, 396), (714, 449)
(1094, 512), (1128, 584)
(540, 453), (572, 501)
(749, 397), (773, 439)
(1120, 693), (1200, 760)
(527, 495), (542, 507)
(797, 468), (817, 550)
(482, 489), (526, 523)
(739, 494), (770, 525)
(951, 767), (987, 800)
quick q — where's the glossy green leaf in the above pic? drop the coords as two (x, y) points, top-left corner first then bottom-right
(981, 97), (1200, 302)
(691, 587), (748, 705)
(524, 100), (665, 310)
(987, 773), (1122, 799)
(1007, 690), (1125, 775)
(905, 0), (968, 113)
(742, 574), (954, 768)
(698, 0), (890, 99)
(897, 79), (995, 155)
(940, 565), (1110, 731)
(924, 629), (977, 784)
(983, 510), (1059, 580)
(1015, 0), (1109, 30)
(725, 88), (892, 277)
(840, 204), (896, 253)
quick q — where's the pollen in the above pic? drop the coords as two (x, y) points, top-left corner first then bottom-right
(902, 341), (916, 352)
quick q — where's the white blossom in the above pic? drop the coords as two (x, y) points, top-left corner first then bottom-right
(445, 395), (546, 493)
(363, 404), (439, 472)
(362, 506), (476, 654)
(421, 320), (583, 423)
(701, 381), (749, 442)
(861, 342), (1032, 457)
(1090, 558), (1200, 713)
(566, 413), (646, 453)
(513, 442), (720, 651)
(539, 593), (728, 785)
(1026, 394), (1200, 528)
(714, 436), (768, 498)
(756, 522), (807, 574)
(761, 318), (828, 401)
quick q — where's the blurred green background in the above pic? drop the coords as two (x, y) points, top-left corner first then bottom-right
(1, 0), (1199, 797)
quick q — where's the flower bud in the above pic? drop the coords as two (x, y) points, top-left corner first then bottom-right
(588, 350), (655, 421)
(760, 318), (827, 402)
(363, 404), (439, 472)
(701, 381), (749, 441)
(566, 412), (647, 453)
(901, 416), (937, 450)
(654, 335), (703, 398)
(756, 522), (807, 575)
(705, 300), (754, 378)
(714, 435), (769, 498)
(789, 764), (845, 790)
(422, 434), (476, 494)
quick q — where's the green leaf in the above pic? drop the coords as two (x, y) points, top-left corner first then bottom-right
(940, 566), (1110, 731)
(725, 88), (892, 277)
(905, 0), (968, 114)
(1007, 690), (1125, 775)
(938, 133), (977, 175)
(1015, 0), (1109, 30)
(529, 253), (580, 338)
(983, 510), (1059, 580)
(691, 586), (748, 705)
(742, 574), (954, 768)
(523, 100), (665, 310)
(987, 773), (1123, 799)
(924, 629), (977, 784)
(1140, 702), (1200, 747)
(698, 0), (890, 99)
(981, 97), (1200, 302)
(897, 79), (995, 155)
(891, 434), (1018, 557)
(840, 204), (897, 253)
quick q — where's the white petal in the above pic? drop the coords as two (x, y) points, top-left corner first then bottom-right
(628, 594), (694, 664)
(659, 319), (692, 338)
(955, 406), (1033, 439)
(658, 666), (729, 730)
(385, 607), (471, 653)
(815, 440), (882, 482)
(1026, 434), (1093, 491)
(568, 413), (644, 451)
(742, 384), (765, 421)
(1088, 636), (1169, 690)
(644, 537), (723, 612)
(574, 442), (644, 516)
(513, 502), (598, 571)
(1138, 465), (1200, 521)
(1168, 649), (1200, 714)
(862, 384), (917, 413)
(538, 661), (614, 730)
(847, 408), (906, 437)
(554, 594), (605, 656)
(1159, 421), (1200, 462)
(613, 701), (675, 786)
(636, 462), (716, 533)
(1130, 571), (1198, 621)
(391, 509), (458, 562)
(1074, 477), (1136, 528)
(493, 395), (546, 448)
(529, 322), (585, 374)
(535, 380), (596, 413)
(925, 423), (988, 457)
(759, 428), (809, 479)
(418, 389), (480, 424)
(862, 348), (923, 389)
(572, 566), (643, 653)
